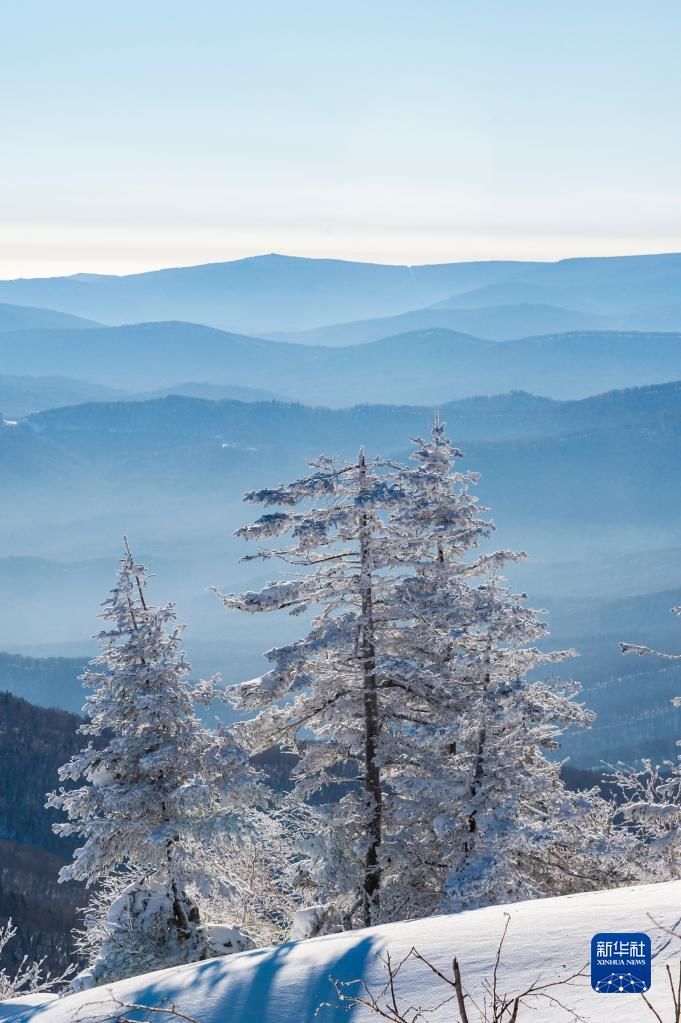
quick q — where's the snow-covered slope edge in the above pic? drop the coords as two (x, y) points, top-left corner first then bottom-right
(3, 881), (680, 1023)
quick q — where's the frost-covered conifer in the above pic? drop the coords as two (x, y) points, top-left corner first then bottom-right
(48, 541), (260, 985)
(434, 572), (637, 912)
(216, 418), (608, 928)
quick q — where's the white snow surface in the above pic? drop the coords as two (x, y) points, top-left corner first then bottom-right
(290, 904), (331, 941)
(3, 881), (681, 1023)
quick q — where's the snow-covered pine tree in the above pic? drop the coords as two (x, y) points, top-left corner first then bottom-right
(48, 541), (261, 986)
(216, 427), (481, 928)
(215, 418), (609, 928)
(434, 571), (637, 912)
(377, 418), (630, 912)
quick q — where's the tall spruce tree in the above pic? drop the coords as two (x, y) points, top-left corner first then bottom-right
(217, 418), (611, 928)
(48, 542), (260, 984)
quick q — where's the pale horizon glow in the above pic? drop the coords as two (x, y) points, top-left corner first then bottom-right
(2, 1), (681, 279)
(5, 231), (681, 281)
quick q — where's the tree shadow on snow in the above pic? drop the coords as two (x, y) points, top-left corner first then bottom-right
(122, 934), (378, 1023)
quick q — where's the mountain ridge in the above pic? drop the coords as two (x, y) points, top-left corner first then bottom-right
(0, 302), (99, 332)
(4, 321), (681, 404)
(270, 302), (612, 345)
(3, 250), (681, 334)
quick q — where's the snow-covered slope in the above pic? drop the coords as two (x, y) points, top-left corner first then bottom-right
(3, 882), (681, 1023)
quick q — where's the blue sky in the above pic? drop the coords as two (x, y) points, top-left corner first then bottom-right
(1, 0), (680, 276)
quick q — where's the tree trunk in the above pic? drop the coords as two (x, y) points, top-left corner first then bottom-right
(162, 800), (194, 940)
(467, 723), (487, 836)
(465, 640), (492, 851)
(358, 450), (382, 928)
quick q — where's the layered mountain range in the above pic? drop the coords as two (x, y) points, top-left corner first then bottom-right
(4, 250), (681, 334)
(2, 251), (681, 766)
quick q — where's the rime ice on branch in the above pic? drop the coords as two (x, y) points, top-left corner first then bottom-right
(613, 607), (681, 877)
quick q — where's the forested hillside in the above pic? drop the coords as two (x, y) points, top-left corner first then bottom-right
(0, 693), (85, 974)
(0, 658), (86, 717)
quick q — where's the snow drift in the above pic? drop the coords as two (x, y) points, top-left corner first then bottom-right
(2, 881), (680, 1023)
